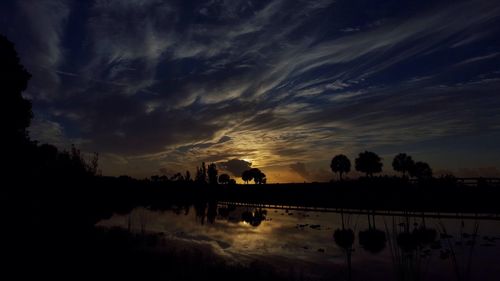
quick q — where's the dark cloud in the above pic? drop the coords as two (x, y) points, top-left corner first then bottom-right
(217, 136), (231, 143)
(218, 159), (252, 177)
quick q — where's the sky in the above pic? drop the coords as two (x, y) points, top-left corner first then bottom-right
(2, 0), (500, 182)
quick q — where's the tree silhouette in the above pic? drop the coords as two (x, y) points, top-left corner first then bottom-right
(331, 154), (351, 181)
(409, 161), (432, 180)
(392, 153), (415, 178)
(355, 151), (383, 177)
(31, 143), (99, 179)
(207, 163), (218, 185)
(69, 144), (99, 177)
(195, 162), (207, 184)
(250, 168), (266, 184)
(241, 169), (252, 184)
(1, 35), (32, 143)
(2, 34), (35, 177)
(241, 168), (266, 184)
(170, 173), (184, 181)
(218, 173), (230, 184)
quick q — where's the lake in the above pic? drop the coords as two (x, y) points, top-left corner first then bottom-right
(97, 201), (500, 281)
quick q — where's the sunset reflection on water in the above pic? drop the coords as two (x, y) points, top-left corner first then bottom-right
(97, 204), (500, 281)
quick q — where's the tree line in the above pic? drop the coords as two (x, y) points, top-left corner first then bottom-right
(331, 151), (433, 181)
(150, 162), (266, 185)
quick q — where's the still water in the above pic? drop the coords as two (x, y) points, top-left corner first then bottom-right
(97, 202), (500, 281)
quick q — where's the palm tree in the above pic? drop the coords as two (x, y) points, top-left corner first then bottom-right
(392, 153), (415, 178)
(355, 151), (383, 177)
(331, 154), (351, 181)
